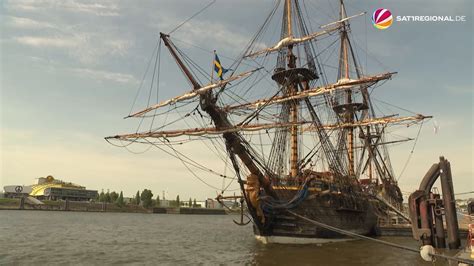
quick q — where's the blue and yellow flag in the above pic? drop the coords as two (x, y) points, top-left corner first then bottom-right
(213, 53), (229, 80)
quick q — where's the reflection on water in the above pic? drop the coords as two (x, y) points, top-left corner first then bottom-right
(251, 238), (424, 265)
(0, 210), (447, 265)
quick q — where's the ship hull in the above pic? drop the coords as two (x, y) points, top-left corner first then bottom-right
(253, 189), (379, 244)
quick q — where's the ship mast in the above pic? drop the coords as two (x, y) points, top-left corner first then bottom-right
(104, 0), (435, 223)
(338, 0), (354, 176)
(286, 0), (299, 178)
(158, 32), (276, 198)
(107, 0), (432, 193)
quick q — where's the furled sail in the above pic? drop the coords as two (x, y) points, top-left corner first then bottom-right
(106, 114), (430, 140)
(127, 68), (261, 118)
(225, 72), (396, 111)
(244, 12), (365, 58)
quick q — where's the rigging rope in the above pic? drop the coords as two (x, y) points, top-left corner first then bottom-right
(115, 0), (431, 206)
(288, 210), (473, 265)
(168, 0), (216, 34)
(128, 39), (161, 116)
(397, 121), (424, 181)
(144, 139), (240, 192)
(147, 41), (162, 131)
(261, 179), (312, 213)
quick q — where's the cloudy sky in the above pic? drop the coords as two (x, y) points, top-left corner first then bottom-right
(1, 0), (472, 200)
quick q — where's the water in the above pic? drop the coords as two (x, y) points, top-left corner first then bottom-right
(0, 210), (441, 265)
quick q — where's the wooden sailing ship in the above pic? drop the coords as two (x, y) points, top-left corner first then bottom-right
(106, 0), (431, 243)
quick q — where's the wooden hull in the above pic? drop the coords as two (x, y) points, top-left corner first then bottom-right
(253, 190), (378, 242)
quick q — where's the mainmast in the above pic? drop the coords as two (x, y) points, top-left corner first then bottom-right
(338, 0), (354, 176)
(286, 0), (299, 178)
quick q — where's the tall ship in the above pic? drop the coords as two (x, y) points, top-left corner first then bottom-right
(106, 0), (430, 243)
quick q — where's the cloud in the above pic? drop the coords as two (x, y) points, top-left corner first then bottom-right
(4, 0), (119, 16)
(5, 16), (56, 29)
(153, 15), (265, 55)
(103, 39), (130, 57)
(14, 36), (76, 48)
(4, 52), (137, 84)
(4, 1), (39, 11)
(3, 2), (130, 65)
(12, 33), (133, 65)
(69, 67), (138, 84)
(178, 22), (251, 52)
(59, 2), (119, 17)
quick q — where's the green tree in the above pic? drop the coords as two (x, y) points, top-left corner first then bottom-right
(188, 198), (192, 207)
(116, 191), (124, 207)
(156, 195), (160, 207)
(176, 195), (180, 207)
(135, 191), (140, 206)
(193, 198), (197, 208)
(141, 189), (154, 208)
(104, 190), (111, 203)
(110, 191), (119, 202)
(98, 190), (105, 202)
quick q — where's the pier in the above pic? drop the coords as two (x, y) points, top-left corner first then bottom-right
(152, 207), (226, 215)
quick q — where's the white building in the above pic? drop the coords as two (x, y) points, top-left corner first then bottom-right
(3, 185), (33, 198)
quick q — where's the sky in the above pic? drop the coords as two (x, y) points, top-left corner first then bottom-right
(1, 0), (472, 200)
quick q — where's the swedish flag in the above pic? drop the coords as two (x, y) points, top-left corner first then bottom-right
(213, 53), (229, 80)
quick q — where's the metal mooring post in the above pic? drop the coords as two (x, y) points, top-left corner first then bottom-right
(431, 193), (446, 248)
(408, 156), (461, 250)
(439, 157), (460, 249)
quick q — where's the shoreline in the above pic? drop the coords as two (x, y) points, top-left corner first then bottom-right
(0, 198), (229, 215)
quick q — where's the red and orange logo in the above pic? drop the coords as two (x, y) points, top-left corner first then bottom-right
(372, 8), (393, 30)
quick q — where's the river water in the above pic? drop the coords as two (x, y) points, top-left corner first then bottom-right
(0, 210), (449, 265)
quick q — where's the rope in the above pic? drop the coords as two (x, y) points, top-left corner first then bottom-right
(261, 180), (310, 212)
(128, 39), (161, 116)
(397, 121), (423, 181)
(147, 41), (161, 131)
(168, 0), (216, 34)
(288, 210), (473, 265)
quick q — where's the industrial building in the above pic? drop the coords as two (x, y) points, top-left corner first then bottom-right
(205, 198), (237, 209)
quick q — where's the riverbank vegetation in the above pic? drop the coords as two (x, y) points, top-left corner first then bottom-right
(95, 189), (201, 209)
(0, 189), (203, 212)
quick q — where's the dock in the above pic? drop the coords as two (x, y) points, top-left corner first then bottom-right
(152, 207), (226, 215)
(377, 225), (469, 239)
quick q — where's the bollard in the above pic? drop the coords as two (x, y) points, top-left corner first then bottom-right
(439, 157), (460, 249)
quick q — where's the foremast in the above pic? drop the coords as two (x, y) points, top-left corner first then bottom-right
(159, 32), (276, 198)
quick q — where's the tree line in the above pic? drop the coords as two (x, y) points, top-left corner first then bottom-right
(97, 189), (200, 209)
